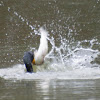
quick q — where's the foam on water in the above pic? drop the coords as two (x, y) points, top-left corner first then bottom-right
(0, 63), (100, 80)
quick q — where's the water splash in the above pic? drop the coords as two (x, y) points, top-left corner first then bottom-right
(0, 32), (100, 80)
(1, 0), (100, 80)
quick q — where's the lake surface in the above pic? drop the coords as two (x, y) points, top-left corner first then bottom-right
(0, 0), (100, 100)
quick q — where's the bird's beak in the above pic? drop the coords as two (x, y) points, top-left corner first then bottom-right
(32, 58), (35, 64)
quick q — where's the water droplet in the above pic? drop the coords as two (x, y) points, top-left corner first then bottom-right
(11, 60), (14, 62)
(8, 7), (10, 12)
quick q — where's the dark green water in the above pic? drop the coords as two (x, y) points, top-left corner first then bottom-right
(0, 0), (100, 100)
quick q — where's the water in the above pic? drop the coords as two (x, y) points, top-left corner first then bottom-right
(0, 0), (100, 100)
